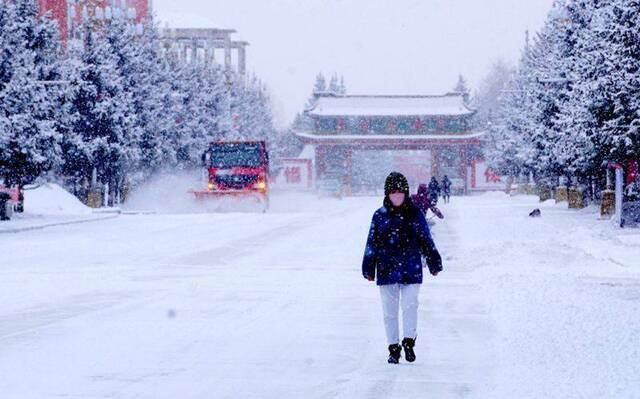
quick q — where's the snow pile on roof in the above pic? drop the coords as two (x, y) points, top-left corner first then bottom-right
(25, 184), (91, 215)
(307, 94), (474, 117)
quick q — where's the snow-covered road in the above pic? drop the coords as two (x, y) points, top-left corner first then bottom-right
(2, 193), (639, 398)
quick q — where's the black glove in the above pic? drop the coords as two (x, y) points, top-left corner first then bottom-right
(426, 251), (442, 276)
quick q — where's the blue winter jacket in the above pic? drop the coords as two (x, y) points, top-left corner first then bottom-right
(362, 199), (442, 285)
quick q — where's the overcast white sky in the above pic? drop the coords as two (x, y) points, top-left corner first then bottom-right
(153, 0), (555, 127)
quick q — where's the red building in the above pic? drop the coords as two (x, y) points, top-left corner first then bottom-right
(38, 0), (151, 41)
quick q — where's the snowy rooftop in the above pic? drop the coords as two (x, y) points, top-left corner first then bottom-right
(306, 94), (475, 117)
(296, 131), (485, 141)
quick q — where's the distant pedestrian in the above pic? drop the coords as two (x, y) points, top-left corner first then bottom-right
(362, 172), (443, 364)
(428, 176), (440, 205)
(411, 184), (444, 220)
(441, 175), (452, 204)
(0, 191), (11, 221)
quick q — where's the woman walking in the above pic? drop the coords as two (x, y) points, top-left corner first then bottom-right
(362, 172), (443, 364)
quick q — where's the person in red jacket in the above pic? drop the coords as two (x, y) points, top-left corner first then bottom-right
(411, 184), (444, 220)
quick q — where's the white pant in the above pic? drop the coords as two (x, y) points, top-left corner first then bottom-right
(379, 283), (420, 345)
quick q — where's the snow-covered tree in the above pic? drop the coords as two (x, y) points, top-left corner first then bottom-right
(473, 59), (515, 129)
(313, 72), (326, 94)
(483, 0), (639, 192)
(338, 75), (346, 95)
(452, 74), (471, 104)
(553, 0), (607, 181)
(600, 0), (640, 163)
(484, 62), (536, 178)
(329, 72), (340, 95)
(61, 24), (138, 198)
(133, 23), (178, 175)
(1, 0), (278, 201)
(0, 0), (62, 187)
(229, 75), (275, 141)
(171, 62), (230, 166)
(565, 0), (640, 172)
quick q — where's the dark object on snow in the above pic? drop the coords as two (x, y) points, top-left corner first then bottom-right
(0, 192), (11, 221)
(529, 208), (541, 217)
(363, 173), (442, 285)
(388, 344), (401, 364)
(402, 337), (416, 362)
(412, 184), (444, 219)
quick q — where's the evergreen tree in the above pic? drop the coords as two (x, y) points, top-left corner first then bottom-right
(484, 62), (536, 178)
(554, 0), (606, 181)
(313, 72), (326, 94)
(473, 59), (515, 129)
(452, 74), (471, 104)
(339, 75), (346, 95)
(329, 72), (340, 95)
(0, 0), (62, 187)
(229, 75), (273, 141)
(582, 0), (640, 167)
(519, 1), (578, 185)
(62, 25), (138, 196)
(173, 62), (230, 166)
(133, 22), (178, 174)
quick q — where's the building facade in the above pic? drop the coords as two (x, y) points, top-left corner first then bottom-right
(38, 0), (151, 41)
(296, 93), (484, 195)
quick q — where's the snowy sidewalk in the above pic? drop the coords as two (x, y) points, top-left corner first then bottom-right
(453, 193), (640, 398)
(0, 213), (119, 234)
(0, 183), (118, 234)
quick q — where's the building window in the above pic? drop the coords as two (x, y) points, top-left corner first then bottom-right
(386, 119), (396, 134)
(319, 118), (337, 133)
(424, 119), (437, 133)
(347, 117), (359, 133)
(445, 118), (464, 133)
(396, 118), (411, 133)
(370, 118), (386, 134)
(412, 118), (424, 133)
(358, 118), (369, 133)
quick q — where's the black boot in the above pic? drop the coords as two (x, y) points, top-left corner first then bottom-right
(402, 338), (416, 363)
(387, 344), (401, 364)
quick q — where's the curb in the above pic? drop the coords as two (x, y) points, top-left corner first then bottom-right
(0, 214), (120, 234)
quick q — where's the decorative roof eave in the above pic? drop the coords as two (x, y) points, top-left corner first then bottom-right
(294, 131), (485, 146)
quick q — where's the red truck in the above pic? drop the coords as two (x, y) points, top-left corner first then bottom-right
(191, 141), (270, 212)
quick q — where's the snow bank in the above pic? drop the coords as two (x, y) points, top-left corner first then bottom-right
(25, 184), (91, 215)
